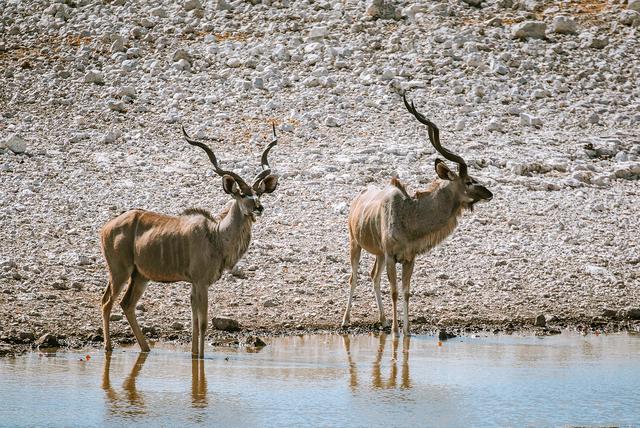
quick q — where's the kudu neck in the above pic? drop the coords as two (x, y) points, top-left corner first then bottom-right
(218, 199), (253, 235)
(408, 182), (463, 235)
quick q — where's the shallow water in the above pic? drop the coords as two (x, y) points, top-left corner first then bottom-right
(1, 333), (639, 427)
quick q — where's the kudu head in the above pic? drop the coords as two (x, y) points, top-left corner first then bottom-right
(403, 93), (493, 210)
(182, 124), (279, 221)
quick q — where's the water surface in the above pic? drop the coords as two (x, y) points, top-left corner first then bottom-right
(1, 333), (639, 427)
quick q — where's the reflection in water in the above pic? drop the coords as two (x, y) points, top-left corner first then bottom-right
(343, 334), (411, 390)
(3, 334), (640, 427)
(102, 352), (148, 417)
(191, 358), (207, 408)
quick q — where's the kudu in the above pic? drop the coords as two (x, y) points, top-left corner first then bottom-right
(100, 125), (279, 358)
(341, 94), (493, 336)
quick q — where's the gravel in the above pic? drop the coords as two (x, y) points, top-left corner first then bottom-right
(0, 0), (639, 353)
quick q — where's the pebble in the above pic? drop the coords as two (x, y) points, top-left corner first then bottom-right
(35, 333), (60, 348)
(520, 113), (543, 127)
(212, 317), (240, 332)
(83, 70), (104, 85)
(107, 100), (128, 113)
(184, 0), (202, 11)
(171, 321), (184, 330)
(4, 134), (27, 154)
(103, 129), (122, 143)
(552, 16), (577, 34)
(628, 0), (640, 12)
(534, 314), (546, 327)
(512, 21), (547, 40)
(263, 299), (280, 308)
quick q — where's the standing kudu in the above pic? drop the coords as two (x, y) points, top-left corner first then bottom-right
(341, 94), (493, 336)
(100, 125), (279, 358)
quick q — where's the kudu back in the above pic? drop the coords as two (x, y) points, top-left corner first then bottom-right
(100, 125), (279, 357)
(342, 94), (493, 335)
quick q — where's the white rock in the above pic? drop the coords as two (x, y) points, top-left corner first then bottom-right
(307, 26), (328, 40)
(512, 21), (547, 40)
(455, 119), (466, 131)
(552, 16), (577, 34)
(628, 0), (640, 12)
(587, 112), (600, 124)
(83, 70), (104, 85)
(226, 57), (242, 68)
(584, 264), (617, 283)
(184, 0), (202, 11)
(491, 60), (508, 75)
(150, 7), (168, 17)
(116, 86), (137, 98)
(325, 116), (342, 127)
(520, 113), (543, 127)
(4, 134), (27, 154)
(333, 202), (348, 215)
(487, 119), (503, 132)
(174, 58), (191, 72)
(103, 129), (122, 143)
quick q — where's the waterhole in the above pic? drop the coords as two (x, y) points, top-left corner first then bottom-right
(1, 333), (638, 427)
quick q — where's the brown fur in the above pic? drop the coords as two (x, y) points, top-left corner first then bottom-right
(342, 169), (490, 336)
(100, 197), (260, 358)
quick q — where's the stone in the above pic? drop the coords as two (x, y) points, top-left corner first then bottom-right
(171, 321), (184, 330)
(107, 100), (128, 113)
(217, 0), (233, 10)
(581, 33), (608, 49)
(628, 0), (640, 12)
(78, 255), (93, 266)
(4, 134), (27, 154)
(212, 317), (240, 332)
(366, 0), (399, 20)
(552, 16), (577, 34)
(438, 330), (456, 340)
(174, 58), (191, 72)
(520, 113), (543, 127)
(587, 112), (600, 124)
(491, 60), (508, 75)
(150, 7), (168, 17)
(627, 308), (640, 320)
(263, 299), (280, 307)
(307, 26), (329, 40)
(52, 281), (69, 290)
(244, 336), (267, 347)
(103, 129), (122, 143)
(172, 49), (191, 62)
(487, 118), (503, 132)
(35, 333), (60, 348)
(325, 116), (341, 127)
(534, 314), (546, 327)
(512, 21), (547, 40)
(462, 0), (482, 6)
(83, 70), (104, 85)
(110, 314), (123, 321)
(184, 0), (202, 11)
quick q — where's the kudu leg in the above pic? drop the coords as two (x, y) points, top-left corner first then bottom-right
(101, 273), (130, 351)
(191, 284), (208, 358)
(385, 257), (400, 336)
(120, 272), (150, 352)
(401, 260), (415, 336)
(371, 255), (386, 325)
(341, 242), (362, 327)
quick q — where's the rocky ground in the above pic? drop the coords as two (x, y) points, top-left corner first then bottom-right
(1, 0), (640, 355)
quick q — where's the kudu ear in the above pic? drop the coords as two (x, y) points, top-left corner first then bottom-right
(256, 174), (279, 195)
(435, 159), (457, 181)
(222, 174), (240, 195)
